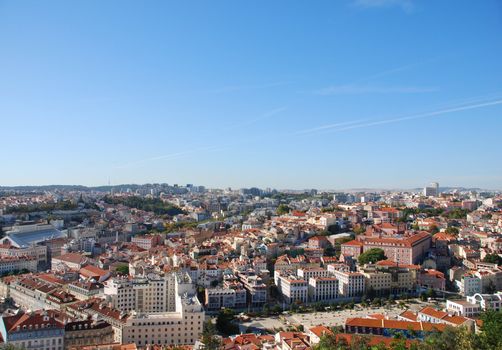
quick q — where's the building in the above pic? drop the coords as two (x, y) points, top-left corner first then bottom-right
(308, 277), (339, 302)
(447, 293), (502, 317)
(340, 240), (364, 259)
(446, 299), (482, 317)
(361, 270), (392, 296)
(0, 242), (48, 270)
(120, 273), (204, 347)
(205, 288), (237, 310)
(0, 224), (65, 248)
(331, 270), (365, 298)
(0, 255), (38, 275)
(456, 272), (482, 296)
(69, 272), (204, 346)
(345, 317), (446, 339)
(0, 310), (65, 350)
(104, 274), (170, 313)
(65, 319), (115, 349)
(417, 269), (446, 291)
(130, 235), (162, 250)
(52, 253), (88, 271)
(423, 182), (439, 197)
(238, 272), (267, 307)
(278, 276), (308, 304)
(362, 232), (431, 265)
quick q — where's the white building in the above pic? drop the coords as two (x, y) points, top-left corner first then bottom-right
(308, 277), (339, 302)
(331, 270), (365, 298)
(278, 276), (308, 304)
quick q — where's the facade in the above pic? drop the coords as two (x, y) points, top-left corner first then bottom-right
(130, 235), (162, 250)
(0, 311), (65, 350)
(331, 270), (365, 298)
(446, 299), (482, 317)
(418, 269), (446, 291)
(362, 232), (431, 265)
(64, 320), (115, 349)
(308, 277), (339, 302)
(205, 288), (237, 310)
(457, 273), (482, 296)
(0, 243), (48, 270)
(104, 274), (170, 313)
(278, 276), (308, 304)
(361, 270), (392, 295)
(0, 255), (38, 274)
(345, 317), (446, 340)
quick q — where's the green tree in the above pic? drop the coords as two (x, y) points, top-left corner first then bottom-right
(477, 310), (502, 350)
(116, 264), (129, 275)
(358, 248), (386, 265)
(201, 321), (221, 350)
(429, 225), (440, 234)
(216, 308), (239, 336)
(276, 204), (291, 215)
(445, 227), (459, 235)
(483, 253), (502, 265)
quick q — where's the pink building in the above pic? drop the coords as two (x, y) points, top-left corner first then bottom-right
(362, 232), (431, 265)
(418, 269), (446, 291)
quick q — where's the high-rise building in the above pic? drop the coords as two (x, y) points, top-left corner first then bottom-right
(423, 182), (439, 197)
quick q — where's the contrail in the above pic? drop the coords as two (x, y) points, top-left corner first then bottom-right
(297, 98), (502, 136)
(114, 146), (226, 169)
(292, 119), (367, 135)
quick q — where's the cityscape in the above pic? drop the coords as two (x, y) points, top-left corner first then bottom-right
(1, 1), (502, 350)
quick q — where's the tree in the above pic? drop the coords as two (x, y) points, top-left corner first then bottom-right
(201, 321), (221, 350)
(276, 204), (291, 215)
(216, 308), (239, 336)
(483, 254), (502, 265)
(358, 248), (386, 265)
(116, 264), (129, 276)
(353, 226), (365, 235)
(0, 345), (25, 350)
(429, 225), (440, 234)
(445, 227), (459, 235)
(477, 310), (502, 350)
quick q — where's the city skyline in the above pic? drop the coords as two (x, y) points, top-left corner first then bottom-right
(1, 0), (502, 189)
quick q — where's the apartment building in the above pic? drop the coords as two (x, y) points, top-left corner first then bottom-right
(456, 272), (482, 296)
(0, 310), (65, 350)
(130, 234), (162, 250)
(361, 270), (392, 295)
(0, 243), (47, 270)
(297, 267), (330, 280)
(104, 274), (169, 313)
(308, 277), (339, 302)
(362, 232), (431, 265)
(331, 270), (365, 298)
(0, 255), (38, 275)
(238, 272), (267, 307)
(9, 277), (58, 311)
(205, 288), (238, 310)
(121, 273), (205, 347)
(69, 272), (204, 346)
(278, 276), (308, 304)
(64, 319), (115, 349)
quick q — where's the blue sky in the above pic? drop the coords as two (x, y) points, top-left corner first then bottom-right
(1, 0), (501, 189)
